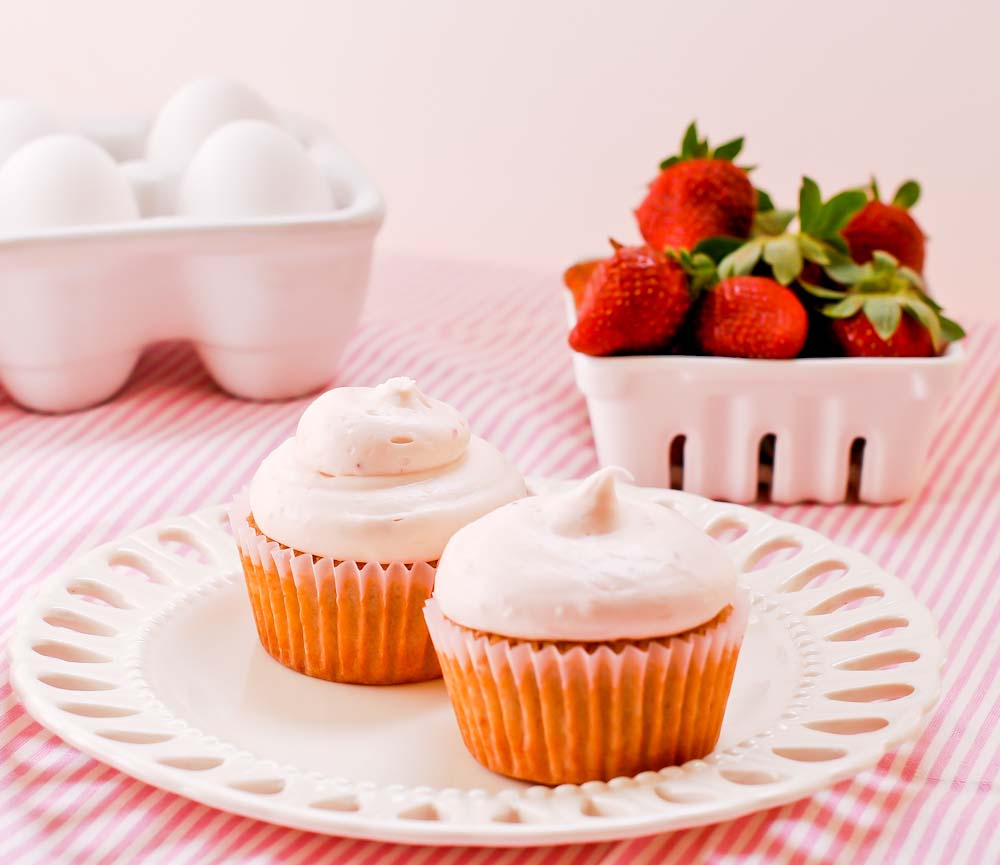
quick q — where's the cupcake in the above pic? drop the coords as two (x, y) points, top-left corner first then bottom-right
(425, 467), (748, 784)
(231, 377), (526, 685)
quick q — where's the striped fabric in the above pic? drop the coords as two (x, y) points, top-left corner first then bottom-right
(1, 253), (998, 864)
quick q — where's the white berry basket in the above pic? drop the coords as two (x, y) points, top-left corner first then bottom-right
(566, 293), (964, 504)
(0, 108), (383, 414)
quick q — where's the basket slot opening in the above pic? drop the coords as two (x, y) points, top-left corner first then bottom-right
(669, 435), (686, 491)
(846, 438), (866, 502)
(758, 434), (776, 503)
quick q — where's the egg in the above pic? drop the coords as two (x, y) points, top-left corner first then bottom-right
(147, 77), (277, 169)
(0, 135), (139, 232)
(177, 120), (332, 219)
(308, 141), (356, 209)
(0, 99), (63, 166)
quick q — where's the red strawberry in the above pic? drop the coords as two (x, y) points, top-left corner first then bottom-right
(695, 276), (808, 359)
(569, 243), (692, 356)
(842, 180), (926, 273)
(563, 259), (600, 309)
(812, 251), (965, 357)
(636, 122), (756, 252)
(833, 312), (933, 357)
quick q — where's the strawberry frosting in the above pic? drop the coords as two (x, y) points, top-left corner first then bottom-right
(433, 467), (741, 641)
(248, 378), (526, 562)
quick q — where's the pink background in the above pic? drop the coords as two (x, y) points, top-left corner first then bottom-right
(2, 0), (997, 320)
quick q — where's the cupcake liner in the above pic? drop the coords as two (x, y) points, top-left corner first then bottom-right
(424, 591), (749, 785)
(230, 496), (441, 685)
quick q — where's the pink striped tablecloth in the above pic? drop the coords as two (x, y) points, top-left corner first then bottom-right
(1, 253), (998, 864)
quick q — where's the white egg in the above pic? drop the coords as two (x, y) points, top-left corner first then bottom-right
(308, 141), (356, 209)
(0, 135), (139, 232)
(0, 100), (63, 166)
(147, 77), (276, 168)
(178, 120), (332, 219)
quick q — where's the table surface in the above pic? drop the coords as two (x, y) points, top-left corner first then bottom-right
(1, 254), (998, 865)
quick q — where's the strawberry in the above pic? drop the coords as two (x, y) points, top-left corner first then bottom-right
(569, 242), (692, 356)
(563, 259), (600, 308)
(636, 122), (756, 252)
(833, 312), (933, 357)
(842, 179), (926, 273)
(694, 276), (808, 359)
(806, 251), (964, 357)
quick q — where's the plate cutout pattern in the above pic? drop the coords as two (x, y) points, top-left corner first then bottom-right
(9, 493), (943, 842)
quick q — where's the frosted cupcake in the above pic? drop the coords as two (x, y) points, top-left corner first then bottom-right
(231, 377), (526, 685)
(425, 467), (748, 784)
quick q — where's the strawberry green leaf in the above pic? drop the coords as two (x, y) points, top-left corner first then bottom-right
(754, 209), (796, 236)
(688, 268), (718, 298)
(812, 189), (867, 237)
(756, 189), (775, 212)
(681, 122), (700, 158)
(940, 316), (967, 342)
(692, 235), (745, 263)
(870, 176), (882, 201)
(718, 238), (763, 278)
(822, 295), (865, 319)
(892, 180), (921, 209)
(798, 234), (831, 265)
(801, 282), (847, 300)
(670, 248), (719, 298)
(897, 265), (926, 292)
(863, 296), (902, 340)
(661, 121), (742, 168)
(917, 289), (943, 312)
(712, 137), (744, 161)
(688, 252), (716, 271)
(823, 249), (865, 285)
(798, 177), (822, 234)
(826, 235), (849, 255)
(763, 235), (803, 285)
(903, 298), (943, 352)
(871, 250), (900, 275)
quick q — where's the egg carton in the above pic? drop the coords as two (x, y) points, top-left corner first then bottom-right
(565, 293), (964, 505)
(0, 80), (384, 413)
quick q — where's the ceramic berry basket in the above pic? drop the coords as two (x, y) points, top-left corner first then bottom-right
(565, 294), (964, 504)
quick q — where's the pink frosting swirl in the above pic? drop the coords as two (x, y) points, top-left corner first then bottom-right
(433, 468), (741, 641)
(249, 378), (526, 562)
(295, 377), (470, 477)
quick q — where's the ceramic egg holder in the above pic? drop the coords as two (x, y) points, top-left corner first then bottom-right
(0, 80), (384, 413)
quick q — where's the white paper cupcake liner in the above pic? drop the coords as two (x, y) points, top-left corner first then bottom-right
(424, 591), (749, 784)
(230, 496), (440, 685)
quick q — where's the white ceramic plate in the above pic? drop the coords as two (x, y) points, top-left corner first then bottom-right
(9, 481), (942, 846)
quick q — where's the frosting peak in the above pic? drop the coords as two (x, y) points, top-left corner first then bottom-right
(295, 376), (470, 478)
(549, 466), (633, 537)
(433, 471), (741, 641)
(372, 376), (431, 408)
